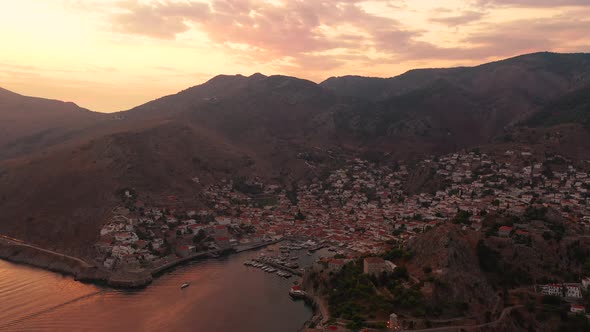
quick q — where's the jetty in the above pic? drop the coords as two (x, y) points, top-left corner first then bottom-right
(252, 258), (303, 276)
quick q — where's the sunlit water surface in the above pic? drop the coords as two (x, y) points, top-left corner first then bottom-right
(0, 245), (320, 332)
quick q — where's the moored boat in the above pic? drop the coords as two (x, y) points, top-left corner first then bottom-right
(289, 285), (306, 299)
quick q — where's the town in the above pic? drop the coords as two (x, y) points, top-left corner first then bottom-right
(94, 148), (590, 327)
(96, 148), (590, 271)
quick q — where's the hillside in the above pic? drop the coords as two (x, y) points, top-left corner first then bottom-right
(0, 87), (108, 160)
(526, 85), (590, 128)
(323, 52), (590, 144)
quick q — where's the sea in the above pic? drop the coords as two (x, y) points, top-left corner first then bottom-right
(0, 244), (324, 332)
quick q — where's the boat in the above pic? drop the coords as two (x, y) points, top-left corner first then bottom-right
(289, 286), (306, 299)
(181, 282), (190, 289)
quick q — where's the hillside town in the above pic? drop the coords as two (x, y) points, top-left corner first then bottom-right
(95, 149), (590, 277)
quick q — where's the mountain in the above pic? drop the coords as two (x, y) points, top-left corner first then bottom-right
(0, 87), (108, 160)
(323, 52), (590, 147)
(322, 52), (590, 101)
(1, 52), (590, 255)
(526, 84), (590, 128)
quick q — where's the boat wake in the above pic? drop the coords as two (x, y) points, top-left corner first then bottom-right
(0, 289), (108, 329)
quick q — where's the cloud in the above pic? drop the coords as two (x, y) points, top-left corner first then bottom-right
(93, 0), (590, 75)
(430, 11), (486, 26)
(111, 0), (210, 39)
(476, 0), (590, 7)
(106, 0), (422, 69)
(406, 10), (590, 62)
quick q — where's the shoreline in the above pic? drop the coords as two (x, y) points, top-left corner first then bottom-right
(297, 292), (328, 331)
(298, 274), (330, 331)
(0, 237), (283, 289)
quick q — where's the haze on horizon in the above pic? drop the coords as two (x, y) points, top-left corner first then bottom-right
(1, 0), (589, 113)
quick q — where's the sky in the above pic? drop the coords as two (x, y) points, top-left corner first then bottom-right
(1, 0), (589, 112)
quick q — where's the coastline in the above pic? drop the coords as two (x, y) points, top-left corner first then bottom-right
(298, 272), (330, 331)
(0, 237), (282, 289)
(297, 291), (329, 331)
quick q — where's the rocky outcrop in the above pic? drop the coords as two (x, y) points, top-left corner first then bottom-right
(408, 224), (498, 318)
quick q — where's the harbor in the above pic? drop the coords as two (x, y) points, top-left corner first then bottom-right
(0, 241), (331, 332)
(242, 239), (331, 279)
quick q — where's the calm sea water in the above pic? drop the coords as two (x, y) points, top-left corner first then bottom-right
(0, 245), (319, 332)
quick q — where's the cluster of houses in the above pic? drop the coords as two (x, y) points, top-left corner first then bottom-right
(94, 149), (590, 274)
(538, 277), (590, 314)
(96, 205), (276, 271)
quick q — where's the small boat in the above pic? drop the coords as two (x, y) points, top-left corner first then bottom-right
(289, 286), (306, 299)
(181, 282), (190, 289)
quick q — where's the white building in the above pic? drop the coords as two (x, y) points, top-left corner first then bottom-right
(103, 257), (116, 269)
(539, 284), (562, 297)
(564, 284), (582, 298)
(111, 245), (135, 259)
(539, 284), (583, 299)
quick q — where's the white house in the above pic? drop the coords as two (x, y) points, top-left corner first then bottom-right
(564, 284), (583, 298)
(539, 284), (583, 299)
(539, 284), (562, 297)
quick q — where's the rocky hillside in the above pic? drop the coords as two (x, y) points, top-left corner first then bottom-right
(407, 224), (499, 318)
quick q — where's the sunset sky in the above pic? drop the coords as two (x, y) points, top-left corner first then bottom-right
(1, 0), (589, 112)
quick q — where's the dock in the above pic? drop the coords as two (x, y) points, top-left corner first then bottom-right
(252, 258), (303, 276)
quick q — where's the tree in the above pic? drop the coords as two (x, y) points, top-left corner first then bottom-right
(477, 240), (500, 272)
(193, 229), (206, 244)
(453, 210), (472, 225)
(295, 210), (306, 221)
